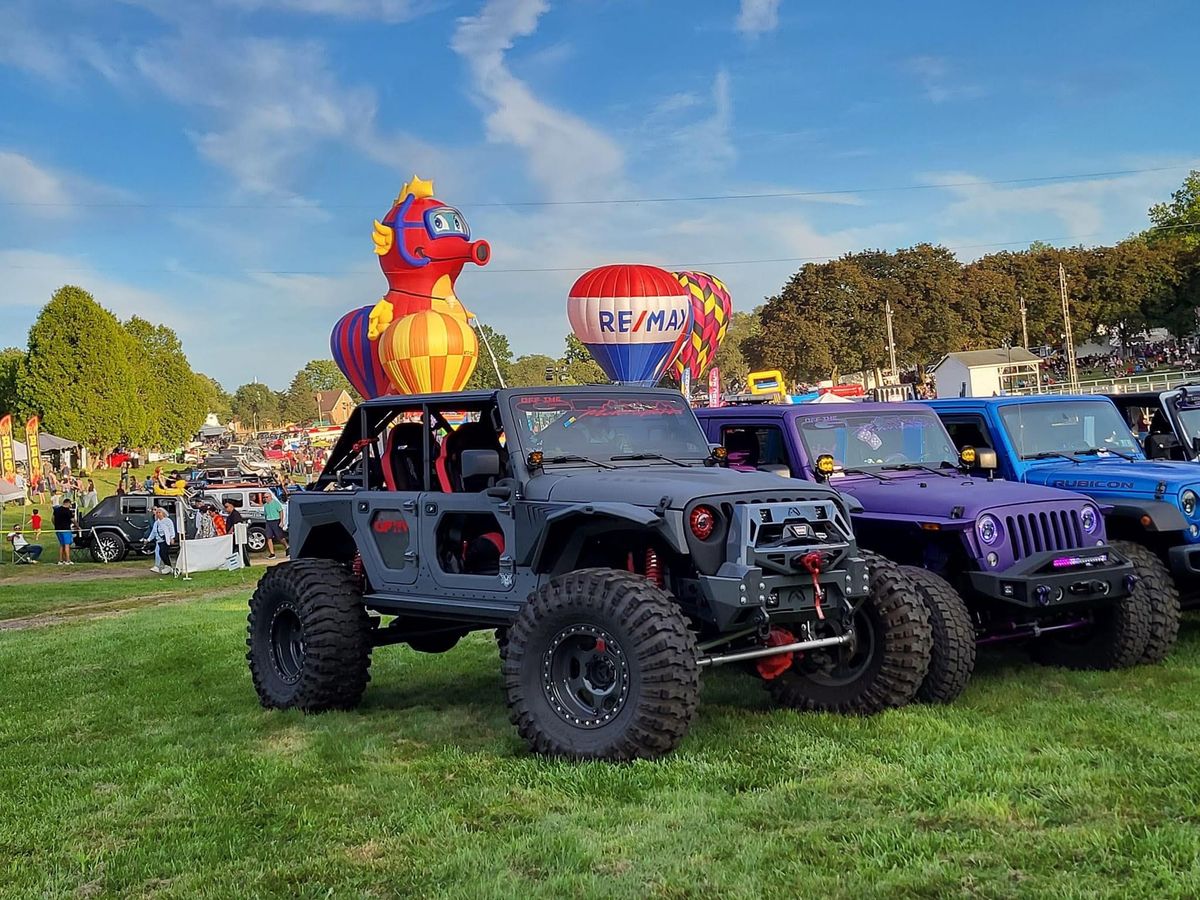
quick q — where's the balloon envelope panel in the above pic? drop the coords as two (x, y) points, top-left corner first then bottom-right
(380, 310), (478, 395)
(567, 264), (691, 386)
(331, 305), (393, 399)
(673, 271), (732, 381)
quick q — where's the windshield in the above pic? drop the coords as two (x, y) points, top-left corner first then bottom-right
(508, 393), (710, 465)
(998, 401), (1141, 458)
(1172, 404), (1200, 448)
(796, 410), (958, 469)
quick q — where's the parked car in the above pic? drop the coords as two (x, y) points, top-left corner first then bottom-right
(929, 394), (1200, 613)
(1105, 386), (1200, 462)
(206, 485), (276, 553)
(698, 401), (1179, 698)
(247, 387), (937, 761)
(76, 494), (203, 562)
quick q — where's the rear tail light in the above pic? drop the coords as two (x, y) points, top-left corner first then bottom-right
(689, 505), (717, 540)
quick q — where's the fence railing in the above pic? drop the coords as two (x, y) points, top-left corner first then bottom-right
(1008, 369), (1200, 396)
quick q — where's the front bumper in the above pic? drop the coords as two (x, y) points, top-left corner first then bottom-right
(967, 547), (1134, 609)
(1167, 542), (1200, 581)
(683, 499), (870, 630)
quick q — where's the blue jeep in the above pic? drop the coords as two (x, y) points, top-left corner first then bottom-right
(928, 394), (1197, 620)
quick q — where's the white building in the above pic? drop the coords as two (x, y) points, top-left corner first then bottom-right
(932, 348), (1042, 398)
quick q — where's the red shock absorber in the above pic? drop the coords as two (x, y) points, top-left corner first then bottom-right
(351, 552), (366, 588)
(645, 547), (663, 588)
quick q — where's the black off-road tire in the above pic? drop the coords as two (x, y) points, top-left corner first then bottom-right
(502, 568), (700, 761)
(767, 552), (932, 715)
(1110, 540), (1180, 664)
(1032, 565), (1151, 671)
(901, 566), (976, 704)
(247, 559), (372, 711)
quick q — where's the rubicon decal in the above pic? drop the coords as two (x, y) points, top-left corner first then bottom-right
(1051, 479), (1136, 490)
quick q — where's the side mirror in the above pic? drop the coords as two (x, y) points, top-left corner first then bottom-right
(461, 449), (500, 481)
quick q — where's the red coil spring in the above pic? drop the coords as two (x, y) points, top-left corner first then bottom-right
(351, 552), (365, 588)
(645, 547), (663, 588)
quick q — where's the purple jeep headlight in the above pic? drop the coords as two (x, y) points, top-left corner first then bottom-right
(1080, 505), (1100, 534)
(977, 514), (1001, 545)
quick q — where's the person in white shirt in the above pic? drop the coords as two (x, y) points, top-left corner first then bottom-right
(8, 527), (41, 563)
(146, 507), (177, 574)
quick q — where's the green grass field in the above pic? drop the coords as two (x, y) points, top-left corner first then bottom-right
(1, 568), (1198, 898)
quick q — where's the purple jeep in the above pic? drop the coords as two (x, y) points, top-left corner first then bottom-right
(698, 401), (1176, 702)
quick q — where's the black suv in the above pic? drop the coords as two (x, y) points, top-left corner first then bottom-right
(76, 494), (204, 562)
(246, 387), (934, 761)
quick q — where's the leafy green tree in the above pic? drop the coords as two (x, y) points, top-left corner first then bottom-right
(507, 354), (560, 387)
(16, 286), (144, 453)
(711, 310), (760, 392)
(466, 324), (513, 390)
(124, 316), (207, 448)
(282, 359), (353, 422)
(562, 334), (606, 385)
(746, 258), (887, 383)
(231, 382), (280, 430)
(0, 347), (24, 416)
(195, 374), (233, 423)
(1147, 170), (1200, 249)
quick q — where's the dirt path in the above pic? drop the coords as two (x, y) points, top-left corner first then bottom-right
(0, 587), (242, 631)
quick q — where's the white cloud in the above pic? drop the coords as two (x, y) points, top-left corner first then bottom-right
(0, 151), (134, 218)
(0, 2), (124, 85)
(735, 0), (781, 36)
(134, 34), (380, 198)
(902, 55), (984, 104)
(922, 166), (1194, 248)
(451, 0), (624, 201)
(216, 0), (428, 19)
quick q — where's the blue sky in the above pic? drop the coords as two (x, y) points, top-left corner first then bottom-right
(1, 0), (1197, 390)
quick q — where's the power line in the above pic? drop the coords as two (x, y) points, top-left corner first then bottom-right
(1, 165), (1193, 211)
(3, 224), (1195, 277)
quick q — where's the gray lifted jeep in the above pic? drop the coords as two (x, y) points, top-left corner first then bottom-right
(247, 387), (932, 760)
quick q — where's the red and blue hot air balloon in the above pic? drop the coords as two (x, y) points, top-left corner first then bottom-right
(331, 305), (392, 399)
(567, 264), (691, 386)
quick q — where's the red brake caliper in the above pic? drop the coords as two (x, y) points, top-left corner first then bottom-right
(800, 551), (826, 620)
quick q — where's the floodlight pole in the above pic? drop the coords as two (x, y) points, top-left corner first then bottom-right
(1059, 264), (1079, 391)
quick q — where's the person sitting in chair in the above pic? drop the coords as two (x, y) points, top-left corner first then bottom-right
(8, 526), (42, 564)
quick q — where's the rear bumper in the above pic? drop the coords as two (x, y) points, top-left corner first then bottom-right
(966, 547), (1134, 608)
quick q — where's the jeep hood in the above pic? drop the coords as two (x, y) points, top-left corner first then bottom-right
(527, 465), (840, 509)
(833, 473), (1093, 522)
(1022, 458), (1200, 499)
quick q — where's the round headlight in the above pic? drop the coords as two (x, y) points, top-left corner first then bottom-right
(1182, 490), (1197, 518)
(977, 514), (1001, 545)
(689, 505), (718, 540)
(1080, 505), (1099, 534)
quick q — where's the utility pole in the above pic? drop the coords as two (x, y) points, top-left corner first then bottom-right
(1059, 263), (1079, 391)
(1019, 295), (1029, 350)
(884, 298), (898, 379)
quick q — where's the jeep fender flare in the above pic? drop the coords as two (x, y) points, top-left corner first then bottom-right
(1105, 500), (1187, 533)
(529, 503), (679, 574)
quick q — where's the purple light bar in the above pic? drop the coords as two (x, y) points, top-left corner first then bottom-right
(1052, 553), (1108, 569)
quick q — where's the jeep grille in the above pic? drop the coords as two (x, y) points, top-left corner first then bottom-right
(1006, 510), (1084, 560)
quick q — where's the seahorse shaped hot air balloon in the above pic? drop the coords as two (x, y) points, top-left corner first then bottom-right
(331, 176), (489, 398)
(367, 175), (491, 341)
